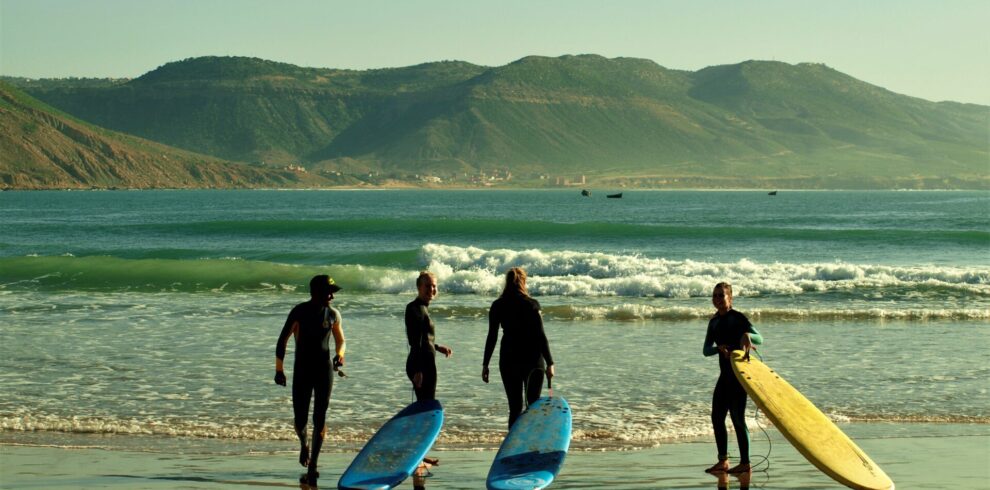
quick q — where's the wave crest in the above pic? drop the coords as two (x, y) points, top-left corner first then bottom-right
(421, 244), (990, 298)
(3, 245), (987, 301)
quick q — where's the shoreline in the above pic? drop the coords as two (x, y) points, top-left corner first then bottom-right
(3, 423), (988, 489)
(3, 186), (987, 192)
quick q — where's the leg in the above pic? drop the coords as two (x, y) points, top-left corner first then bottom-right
(707, 377), (731, 472)
(407, 361), (437, 402)
(412, 458), (435, 490)
(291, 375), (313, 467)
(412, 367), (437, 401)
(500, 365), (525, 428)
(307, 371), (334, 479)
(524, 367), (545, 407)
(727, 385), (751, 472)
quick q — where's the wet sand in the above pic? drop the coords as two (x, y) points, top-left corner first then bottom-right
(2, 423), (987, 489)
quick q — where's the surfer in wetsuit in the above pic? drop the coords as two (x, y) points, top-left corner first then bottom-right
(274, 275), (346, 487)
(405, 271), (449, 490)
(406, 271), (452, 401)
(703, 281), (762, 475)
(482, 267), (556, 428)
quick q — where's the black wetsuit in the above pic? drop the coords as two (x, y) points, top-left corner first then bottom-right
(702, 309), (762, 464)
(484, 292), (554, 428)
(276, 301), (339, 469)
(405, 297), (438, 401)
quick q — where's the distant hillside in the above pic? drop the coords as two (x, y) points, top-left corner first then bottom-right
(0, 81), (331, 189)
(8, 55), (989, 189)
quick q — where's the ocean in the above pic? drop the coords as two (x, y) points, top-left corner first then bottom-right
(1, 189), (988, 457)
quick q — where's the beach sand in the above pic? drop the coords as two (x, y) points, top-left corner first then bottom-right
(2, 423), (987, 489)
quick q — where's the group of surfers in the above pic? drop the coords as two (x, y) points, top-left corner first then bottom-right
(274, 270), (760, 487)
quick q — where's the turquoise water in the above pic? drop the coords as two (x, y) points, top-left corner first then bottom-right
(1, 190), (988, 453)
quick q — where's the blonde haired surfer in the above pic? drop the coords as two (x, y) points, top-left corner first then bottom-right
(702, 282), (762, 474)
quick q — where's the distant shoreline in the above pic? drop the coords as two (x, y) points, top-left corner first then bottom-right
(3, 185), (987, 192)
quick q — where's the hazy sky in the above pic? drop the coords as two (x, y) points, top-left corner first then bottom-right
(2, 0), (988, 104)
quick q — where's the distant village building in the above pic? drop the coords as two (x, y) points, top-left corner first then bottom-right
(554, 175), (586, 186)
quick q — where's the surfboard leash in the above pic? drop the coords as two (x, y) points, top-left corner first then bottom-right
(749, 348), (773, 474)
(525, 366), (551, 398)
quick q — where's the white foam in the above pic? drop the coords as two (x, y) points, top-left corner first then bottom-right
(413, 243), (990, 298)
(543, 304), (990, 321)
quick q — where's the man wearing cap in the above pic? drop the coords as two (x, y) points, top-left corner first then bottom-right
(274, 274), (346, 487)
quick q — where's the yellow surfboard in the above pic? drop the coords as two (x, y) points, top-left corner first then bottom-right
(730, 350), (894, 490)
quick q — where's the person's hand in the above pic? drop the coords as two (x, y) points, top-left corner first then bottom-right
(332, 355), (348, 377)
(482, 366), (489, 383)
(437, 345), (452, 358)
(274, 370), (286, 386)
(718, 345), (730, 358)
(547, 364), (556, 381)
(739, 334), (755, 361)
(413, 372), (423, 388)
(739, 333), (752, 351)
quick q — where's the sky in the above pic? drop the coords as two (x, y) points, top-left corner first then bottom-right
(1, 0), (988, 105)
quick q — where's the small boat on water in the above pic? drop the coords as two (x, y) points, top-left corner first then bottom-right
(581, 189), (591, 197)
(607, 193), (623, 199)
(768, 191), (778, 196)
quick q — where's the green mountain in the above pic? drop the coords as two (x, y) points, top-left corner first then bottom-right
(0, 81), (331, 189)
(8, 55), (989, 189)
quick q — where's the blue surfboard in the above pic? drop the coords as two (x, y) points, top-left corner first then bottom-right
(487, 396), (572, 490)
(338, 399), (444, 490)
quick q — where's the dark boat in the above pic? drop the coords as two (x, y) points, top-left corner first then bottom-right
(581, 189), (591, 197)
(768, 191), (778, 196)
(607, 193), (623, 199)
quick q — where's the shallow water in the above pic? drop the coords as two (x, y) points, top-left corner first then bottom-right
(1, 190), (987, 453)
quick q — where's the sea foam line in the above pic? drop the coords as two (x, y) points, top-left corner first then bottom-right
(4, 413), (985, 451)
(420, 244), (990, 298)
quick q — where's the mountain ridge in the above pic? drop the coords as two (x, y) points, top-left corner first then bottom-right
(4, 55), (988, 189)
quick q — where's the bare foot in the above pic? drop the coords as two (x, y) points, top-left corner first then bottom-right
(299, 470), (318, 486)
(298, 445), (310, 467)
(705, 461), (729, 473)
(727, 463), (751, 474)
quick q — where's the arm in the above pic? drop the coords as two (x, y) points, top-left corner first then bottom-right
(481, 302), (500, 383)
(436, 342), (453, 357)
(534, 308), (553, 367)
(746, 325), (763, 345)
(702, 321), (719, 357)
(534, 308), (555, 379)
(331, 313), (346, 364)
(482, 303), (499, 368)
(405, 303), (425, 372)
(274, 312), (298, 385)
(740, 324), (762, 355)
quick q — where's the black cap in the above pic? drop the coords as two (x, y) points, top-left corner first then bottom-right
(310, 275), (342, 295)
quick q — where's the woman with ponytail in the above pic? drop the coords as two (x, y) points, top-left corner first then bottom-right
(482, 267), (556, 428)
